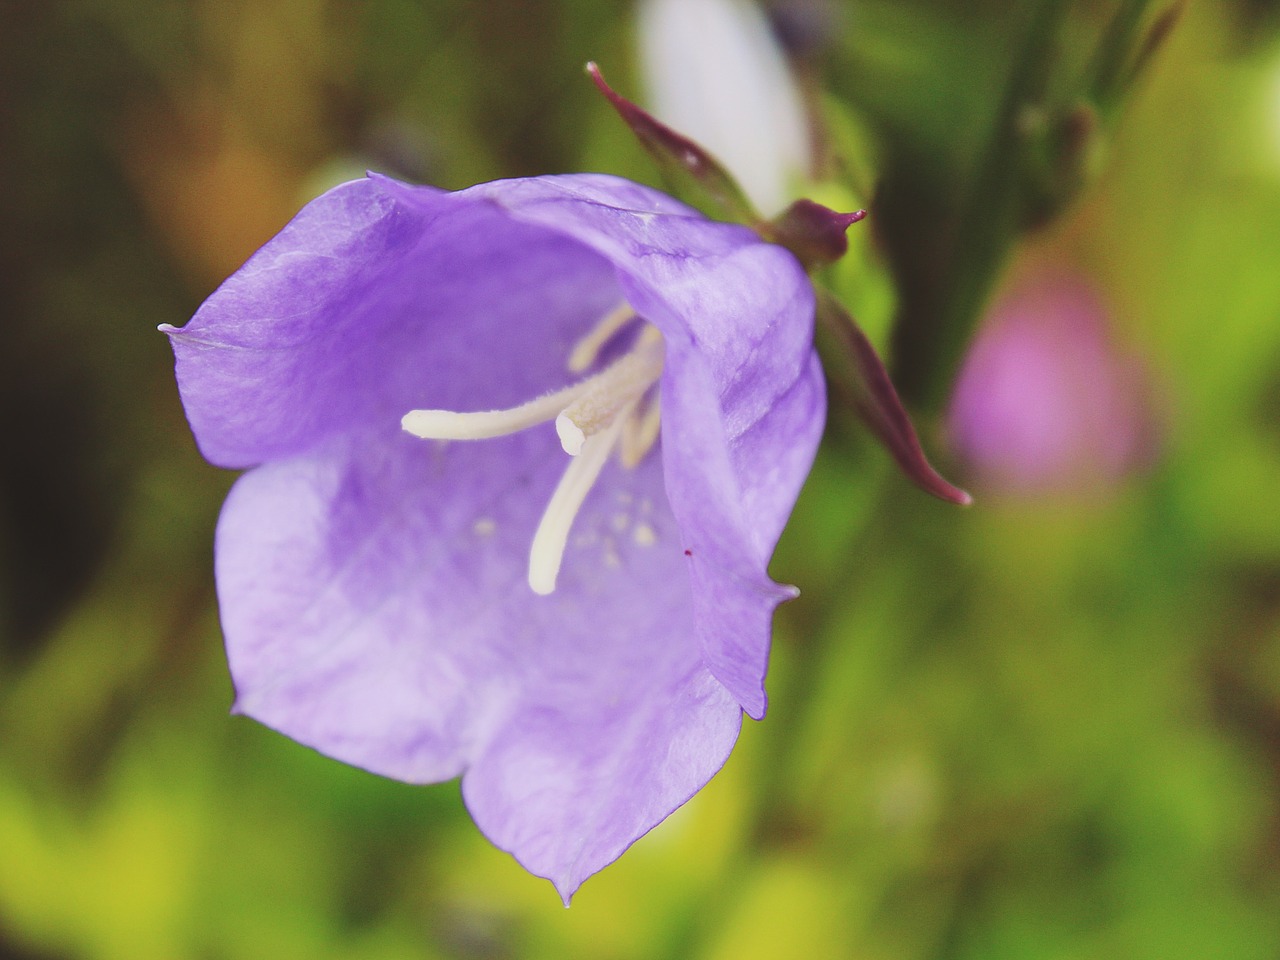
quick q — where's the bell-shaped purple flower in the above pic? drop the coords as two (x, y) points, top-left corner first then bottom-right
(163, 172), (823, 901)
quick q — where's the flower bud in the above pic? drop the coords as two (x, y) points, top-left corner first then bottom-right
(947, 272), (1156, 497)
(636, 0), (812, 216)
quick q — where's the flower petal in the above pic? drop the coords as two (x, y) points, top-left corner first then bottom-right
(165, 178), (622, 469)
(218, 422), (740, 895)
(462, 661), (740, 904)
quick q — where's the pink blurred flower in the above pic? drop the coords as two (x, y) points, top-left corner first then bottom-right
(948, 272), (1156, 496)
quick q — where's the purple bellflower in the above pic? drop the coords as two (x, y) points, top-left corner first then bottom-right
(164, 172), (824, 901)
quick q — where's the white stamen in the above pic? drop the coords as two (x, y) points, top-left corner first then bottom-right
(528, 405), (635, 595)
(620, 394), (662, 468)
(567, 303), (637, 372)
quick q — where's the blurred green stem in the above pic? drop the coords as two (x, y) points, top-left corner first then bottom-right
(894, 0), (1069, 415)
(1089, 0), (1154, 108)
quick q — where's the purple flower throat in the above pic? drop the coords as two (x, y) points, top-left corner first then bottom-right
(402, 304), (664, 594)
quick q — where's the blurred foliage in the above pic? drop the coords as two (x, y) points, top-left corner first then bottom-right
(2, 0), (1279, 958)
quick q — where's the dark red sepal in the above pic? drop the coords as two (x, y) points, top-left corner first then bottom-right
(587, 62), (762, 227)
(762, 200), (867, 271)
(815, 290), (972, 506)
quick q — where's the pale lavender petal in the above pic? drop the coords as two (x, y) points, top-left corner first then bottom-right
(218, 419), (739, 895)
(165, 179), (620, 469)
(462, 657), (740, 904)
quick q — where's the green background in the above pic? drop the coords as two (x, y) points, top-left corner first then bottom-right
(2, 1), (1278, 957)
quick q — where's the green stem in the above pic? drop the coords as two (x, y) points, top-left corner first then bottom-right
(1088, 0), (1155, 108)
(895, 0), (1071, 416)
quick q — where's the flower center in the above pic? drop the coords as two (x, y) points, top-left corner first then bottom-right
(401, 305), (664, 595)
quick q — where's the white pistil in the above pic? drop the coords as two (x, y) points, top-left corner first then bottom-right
(528, 405), (635, 595)
(555, 328), (663, 455)
(401, 380), (586, 441)
(567, 302), (637, 372)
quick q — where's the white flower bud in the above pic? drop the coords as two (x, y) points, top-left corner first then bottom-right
(636, 0), (812, 215)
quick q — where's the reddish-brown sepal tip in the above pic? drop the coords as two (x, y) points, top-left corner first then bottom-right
(815, 291), (972, 507)
(764, 200), (868, 271)
(585, 61), (761, 226)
